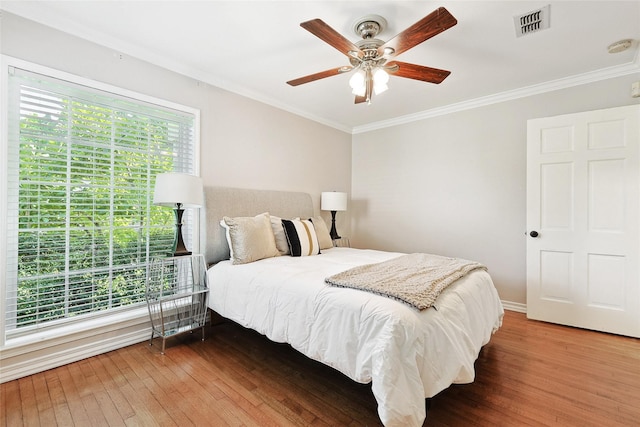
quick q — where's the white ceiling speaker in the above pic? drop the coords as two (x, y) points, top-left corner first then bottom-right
(607, 39), (633, 54)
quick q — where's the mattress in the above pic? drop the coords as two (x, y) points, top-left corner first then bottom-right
(206, 247), (504, 426)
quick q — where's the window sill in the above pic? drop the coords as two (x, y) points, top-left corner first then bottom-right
(3, 306), (150, 349)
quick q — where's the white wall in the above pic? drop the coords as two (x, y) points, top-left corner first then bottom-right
(0, 12), (352, 213)
(0, 12), (351, 381)
(352, 75), (640, 305)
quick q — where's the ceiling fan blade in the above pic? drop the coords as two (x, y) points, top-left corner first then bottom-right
(379, 7), (457, 57)
(301, 19), (362, 58)
(387, 61), (451, 84)
(354, 95), (367, 104)
(287, 67), (349, 86)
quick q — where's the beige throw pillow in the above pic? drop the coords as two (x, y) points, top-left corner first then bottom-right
(312, 216), (334, 250)
(221, 212), (280, 264)
(270, 215), (290, 255)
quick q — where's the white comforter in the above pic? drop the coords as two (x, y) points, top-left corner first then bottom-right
(207, 248), (504, 426)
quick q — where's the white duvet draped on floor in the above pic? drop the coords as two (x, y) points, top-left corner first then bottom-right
(207, 247), (504, 427)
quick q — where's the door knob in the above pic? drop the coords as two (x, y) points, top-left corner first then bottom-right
(529, 230), (539, 238)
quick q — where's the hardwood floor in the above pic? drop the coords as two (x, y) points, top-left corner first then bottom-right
(2, 310), (639, 426)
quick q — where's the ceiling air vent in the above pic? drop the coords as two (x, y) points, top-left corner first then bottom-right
(514, 5), (550, 37)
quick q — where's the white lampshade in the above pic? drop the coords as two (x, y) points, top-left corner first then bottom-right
(373, 68), (389, 95)
(374, 82), (388, 95)
(153, 173), (203, 208)
(373, 68), (389, 84)
(349, 71), (366, 96)
(349, 71), (365, 90)
(321, 191), (348, 212)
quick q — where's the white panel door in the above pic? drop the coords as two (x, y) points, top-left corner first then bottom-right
(526, 105), (640, 338)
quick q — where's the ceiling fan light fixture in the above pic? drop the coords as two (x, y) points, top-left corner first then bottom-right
(349, 70), (366, 95)
(373, 68), (389, 84)
(373, 68), (389, 95)
(374, 82), (388, 95)
(353, 86), (366, 97)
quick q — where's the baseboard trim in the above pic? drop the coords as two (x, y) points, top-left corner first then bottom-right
(501, 300), (527, 313)
(0, 310), (151, 383)
(1, 330), (149, 383)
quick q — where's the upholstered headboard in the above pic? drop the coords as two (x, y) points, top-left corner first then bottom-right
(199, 186), (314, 265)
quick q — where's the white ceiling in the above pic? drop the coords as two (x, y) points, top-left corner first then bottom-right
(3, 1), (639, 133)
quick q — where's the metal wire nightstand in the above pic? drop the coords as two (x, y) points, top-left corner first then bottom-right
(146, 254), (209, 354)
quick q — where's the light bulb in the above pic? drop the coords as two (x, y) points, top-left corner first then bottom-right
(372, 68), (389, 95)
(373, 68), (389, 95)
(373, 68), (389, 85)
(349, 71), (365, 90)
(353, 85), (366, 97)
(374, 82), (388, 95)
(349, 71), (366, 95)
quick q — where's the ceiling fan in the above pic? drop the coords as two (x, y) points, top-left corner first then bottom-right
(286, 7), (457, 105)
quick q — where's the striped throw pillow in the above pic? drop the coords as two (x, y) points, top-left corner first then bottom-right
(282, 218), (321, 257)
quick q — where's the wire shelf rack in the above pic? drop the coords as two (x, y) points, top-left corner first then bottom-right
(146, 254), (209, 353)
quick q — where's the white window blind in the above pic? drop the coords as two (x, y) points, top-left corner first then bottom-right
(5, 66), (197, 335)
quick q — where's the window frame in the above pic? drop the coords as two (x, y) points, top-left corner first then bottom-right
(0, 55), (202, 348)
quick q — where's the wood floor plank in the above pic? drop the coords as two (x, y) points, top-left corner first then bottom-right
(130, 344), (227, 426)
(171, 338), (267, 408)
(80, 393), (112, 427)
(67, 360), (111, 426)
(221, 329), (379, 426)
(210, 321), (377, 425)
(426, 313), (640, 426)
(31, 372), (56, 426)
(172, 341), (293, 426)
(3, 378), (24, 427)
(106, 350), (174, 426)
(55, 365), (91, 426)
(18, 376), (40, 426)
(2, 311), (639, 426)
(115, 381), (162, 427)
(88, 355), (135, 422)
(42, 370), (74, 427)
(93, 388), (126, 427)
(176, 341), (294, 426)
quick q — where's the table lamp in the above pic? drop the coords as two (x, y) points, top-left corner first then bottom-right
(321, 191), (348, 240)
(153, 173), (203, 256)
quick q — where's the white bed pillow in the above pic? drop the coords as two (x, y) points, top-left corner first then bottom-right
(220, 212), (280, 264)
(282, 218), (321, 257)
(269, 215), (290, 255)
(310, 216), (333, 250)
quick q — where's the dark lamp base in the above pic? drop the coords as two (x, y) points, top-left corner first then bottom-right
(329, 210), (341, 240)
(173, 204), (192, 257)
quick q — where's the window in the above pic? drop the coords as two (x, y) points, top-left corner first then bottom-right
(3, 63), (199, 338)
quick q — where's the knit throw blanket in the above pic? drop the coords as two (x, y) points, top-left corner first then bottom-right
(325, 253), (486, 310)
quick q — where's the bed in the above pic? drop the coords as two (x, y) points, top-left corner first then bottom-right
(200, 186), (504, 427)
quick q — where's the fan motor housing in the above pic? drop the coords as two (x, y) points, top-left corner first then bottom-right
(350, 38), (386, 66)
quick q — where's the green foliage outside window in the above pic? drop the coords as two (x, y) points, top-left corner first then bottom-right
(7, 70), (195, 330)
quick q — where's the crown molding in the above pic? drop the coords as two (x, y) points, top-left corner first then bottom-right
(352, 60), (640, 134)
